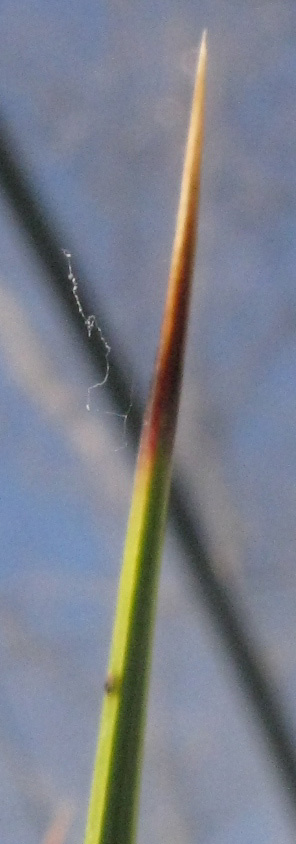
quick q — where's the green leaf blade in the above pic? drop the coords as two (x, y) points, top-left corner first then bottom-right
(84, 31), (207, 844)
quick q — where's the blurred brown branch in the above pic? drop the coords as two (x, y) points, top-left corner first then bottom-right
(41, 805), (73, 844)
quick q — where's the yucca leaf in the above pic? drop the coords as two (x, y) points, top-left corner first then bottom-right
(84, 31), (207, 844)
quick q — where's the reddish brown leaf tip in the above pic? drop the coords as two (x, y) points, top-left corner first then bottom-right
(141, 34), (207, 460)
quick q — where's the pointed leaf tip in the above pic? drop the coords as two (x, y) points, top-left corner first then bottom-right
(140, 31), (207, 459)
(200, 29), (207, 53)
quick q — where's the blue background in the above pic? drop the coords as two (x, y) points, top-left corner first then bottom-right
(1, 2), (296, 842)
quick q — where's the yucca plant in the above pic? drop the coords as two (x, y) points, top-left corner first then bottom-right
(84, 31), (207, 844)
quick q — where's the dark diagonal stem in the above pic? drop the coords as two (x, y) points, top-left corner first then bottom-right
(0, 114), (295, 810)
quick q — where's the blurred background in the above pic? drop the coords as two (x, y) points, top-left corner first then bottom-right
(1, 2), (296, 842)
